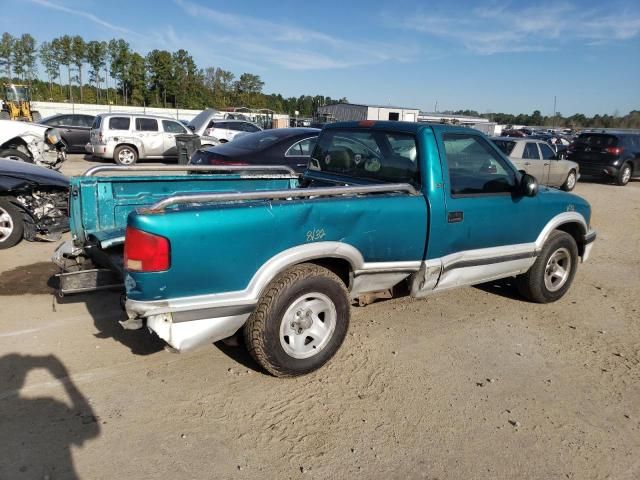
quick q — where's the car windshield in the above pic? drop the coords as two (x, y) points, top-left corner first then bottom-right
(576, 134), (619, 147)
(310, 129), (419, 184)
(492, 139), (516, 155)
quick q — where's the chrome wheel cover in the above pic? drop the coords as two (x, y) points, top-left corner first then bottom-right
(279, 292), (337, 359)
(622, 166), (631, 184)
(544, 247), (572, 292)
(566, 172), (576, 190)
(118, 148), (135, 165)
(0, 206), (14, 242)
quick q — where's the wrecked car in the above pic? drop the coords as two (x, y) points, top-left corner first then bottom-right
(0, 159), (69, 249)
(0, 119), (67, 170)
(55, 121), (596, 377)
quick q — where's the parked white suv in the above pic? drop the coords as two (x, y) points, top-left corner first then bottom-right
(187, 109), (262, 143)
(86, 113), (191, 165)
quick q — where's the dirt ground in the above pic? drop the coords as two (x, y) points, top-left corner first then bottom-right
(0, 155), (639, 480)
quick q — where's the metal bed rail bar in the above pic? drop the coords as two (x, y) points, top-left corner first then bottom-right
(149, 183), (419, 212)
(82, 165), (297, 177)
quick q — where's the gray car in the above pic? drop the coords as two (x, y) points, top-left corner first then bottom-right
(492, 137), (580, 191)
(86, 113), (191, 165)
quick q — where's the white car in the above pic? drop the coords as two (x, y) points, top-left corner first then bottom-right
(0, 119), (66, 169)
(187, 109), (262, 143)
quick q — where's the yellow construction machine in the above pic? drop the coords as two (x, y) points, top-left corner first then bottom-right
(1, 84), (41, 122)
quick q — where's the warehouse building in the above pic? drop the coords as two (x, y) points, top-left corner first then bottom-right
(316, 103), (420, 122)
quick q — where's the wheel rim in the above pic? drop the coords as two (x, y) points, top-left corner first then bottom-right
(544, 247), (572, 292)
(0, 206), (14, 242)
(279, 292), (337, 359)
(566, 172), (576, 189)
(118, 148), (135, 165)
(622, 166), (631, 184)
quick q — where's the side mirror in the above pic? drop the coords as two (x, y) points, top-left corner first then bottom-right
(520, 173), (538, 197)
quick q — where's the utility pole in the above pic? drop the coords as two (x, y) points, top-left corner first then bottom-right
(552, 95), (557, 128)
(434, 101), (438, 113)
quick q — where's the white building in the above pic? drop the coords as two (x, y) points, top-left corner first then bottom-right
(316, 103), (420, 122)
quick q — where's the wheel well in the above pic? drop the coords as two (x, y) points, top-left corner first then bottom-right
(1, 136), (29, 151)
(116, 143), (139, 155)
(308, 258), (351, 287)
(556, 222), (585, 256)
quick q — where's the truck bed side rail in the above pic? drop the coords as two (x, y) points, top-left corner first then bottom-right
(149, 183), (419, 212)
(82, 165), (297, 177)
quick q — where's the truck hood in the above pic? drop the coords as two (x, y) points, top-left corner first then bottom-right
(0, 119), (48, 143)
(0, 158), (69, 190)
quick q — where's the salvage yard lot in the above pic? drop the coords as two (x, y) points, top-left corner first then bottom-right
(1, 154), (639, 479)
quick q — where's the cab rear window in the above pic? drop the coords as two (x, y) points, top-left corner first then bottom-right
(108, 117), (130, 130)
(309, 129), (419, 185)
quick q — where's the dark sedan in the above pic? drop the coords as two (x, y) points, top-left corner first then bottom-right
(189, 128), (320, 173)
(40, 114), (95, 153)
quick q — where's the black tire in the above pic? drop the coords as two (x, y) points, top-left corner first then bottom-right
(31, 110), (42, 122)
(0, 148), (33, 163)
(0, 197), (24, 249)
(244, 263), (350, 377)
(113, 145), (138, 166)
(0, 110), (10, 120)
(516, 230), (578, 303)
(615, 163), (632, 186)
(561, 169), (577, 191)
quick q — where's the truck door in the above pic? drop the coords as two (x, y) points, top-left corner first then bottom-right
(134, 118), (163, 156)
(428, 131), (545, 290)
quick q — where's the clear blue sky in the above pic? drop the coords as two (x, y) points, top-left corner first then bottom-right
(4, 0), (640, 116)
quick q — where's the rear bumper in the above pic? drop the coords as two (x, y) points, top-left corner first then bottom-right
(575, 162), (619, 177)
(85, 142), (113, 158)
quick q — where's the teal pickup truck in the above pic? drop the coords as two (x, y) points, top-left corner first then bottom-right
(54, 121), (596, 377)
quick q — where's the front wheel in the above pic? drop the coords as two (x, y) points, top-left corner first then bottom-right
(616, 163), (632, 186)
(561, 170), (577, 191)
(516, 231), (578, 303)
(0, 197), (24, 249)
(244, 263), (350, 377)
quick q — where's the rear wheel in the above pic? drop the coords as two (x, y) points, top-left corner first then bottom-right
(0, 197), (24, 249)
(244, 263), (350, 377)
(0, 148), (32, 163)
(616, 163), (632, 186)
(114, 145), (138, 166)
(561, 169), (577, 191)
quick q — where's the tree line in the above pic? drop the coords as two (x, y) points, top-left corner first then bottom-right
(0, 32), (346, 116)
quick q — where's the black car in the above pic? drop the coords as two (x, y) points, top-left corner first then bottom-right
(0, 159), (69, 249)
(567, 132), (640, 186)
(40, 114), (95, 153)
(189, 128), (320, 173)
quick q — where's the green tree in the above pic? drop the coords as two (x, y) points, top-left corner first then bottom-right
(85, 40), (106, 102)
(71, 36), (86, 101)
(146, 49), (174, 107)
(108, 39), (131, 104)
(128, 52), (146, 105)
(0, 32), (15, 80)
(39, 41), (60, 98)
(55, 35), (74, 101)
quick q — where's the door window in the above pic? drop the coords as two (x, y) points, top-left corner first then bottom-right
(135, 118), (159, 132)
(286, 137), (317, 156)
(108, 117), (130, 130)
(162, 120), (187, 134)
(523, 142), (540, 160)
(443, 133), (516, 196)
(73, 115), (94, 127)
(242, 123), (261, 132)
(539, 143), (556, 159)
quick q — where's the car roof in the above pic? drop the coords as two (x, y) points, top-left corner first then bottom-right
(492, 136), (545, 143)
(97, 113), (179, 121)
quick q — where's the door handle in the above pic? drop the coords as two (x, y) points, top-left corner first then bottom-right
(544, 162), (550, 166)
(448, 211), (464, 223)
(524, 162), (531, 166)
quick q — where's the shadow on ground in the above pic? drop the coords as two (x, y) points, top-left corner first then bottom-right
(0, 353), (100, 479)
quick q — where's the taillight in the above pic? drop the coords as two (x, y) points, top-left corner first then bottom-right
(606, 146), (623, 155)
(124, 227), (170, 272)
(209, 158), (249, 166)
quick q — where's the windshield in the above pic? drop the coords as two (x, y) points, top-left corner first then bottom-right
(310, 129), (419, 184)
(4, 85), (29, 101)
(492, 139), (516, 155)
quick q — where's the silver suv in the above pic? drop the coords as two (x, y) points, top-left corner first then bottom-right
(86, 113), (190, 165)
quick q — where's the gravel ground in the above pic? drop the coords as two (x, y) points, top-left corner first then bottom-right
(0, 155), (639, 480)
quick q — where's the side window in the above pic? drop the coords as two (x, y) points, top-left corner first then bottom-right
(229, 123), (245, 132)
(162, 120), (187, 134)
(46, 116), (63, 126)
(286, 138), (316, 156)
(57, 115), (74, 126)
(92, 116), (102, 129)
(135, 118), (158, 132)
(243, 123), (260, 133)
(443, 134), (516, 196)
(77, 116), (95, 127)
(523, 142), (540, 160)
(539, 143), (555, 159)
(109, 117), (130, 130)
